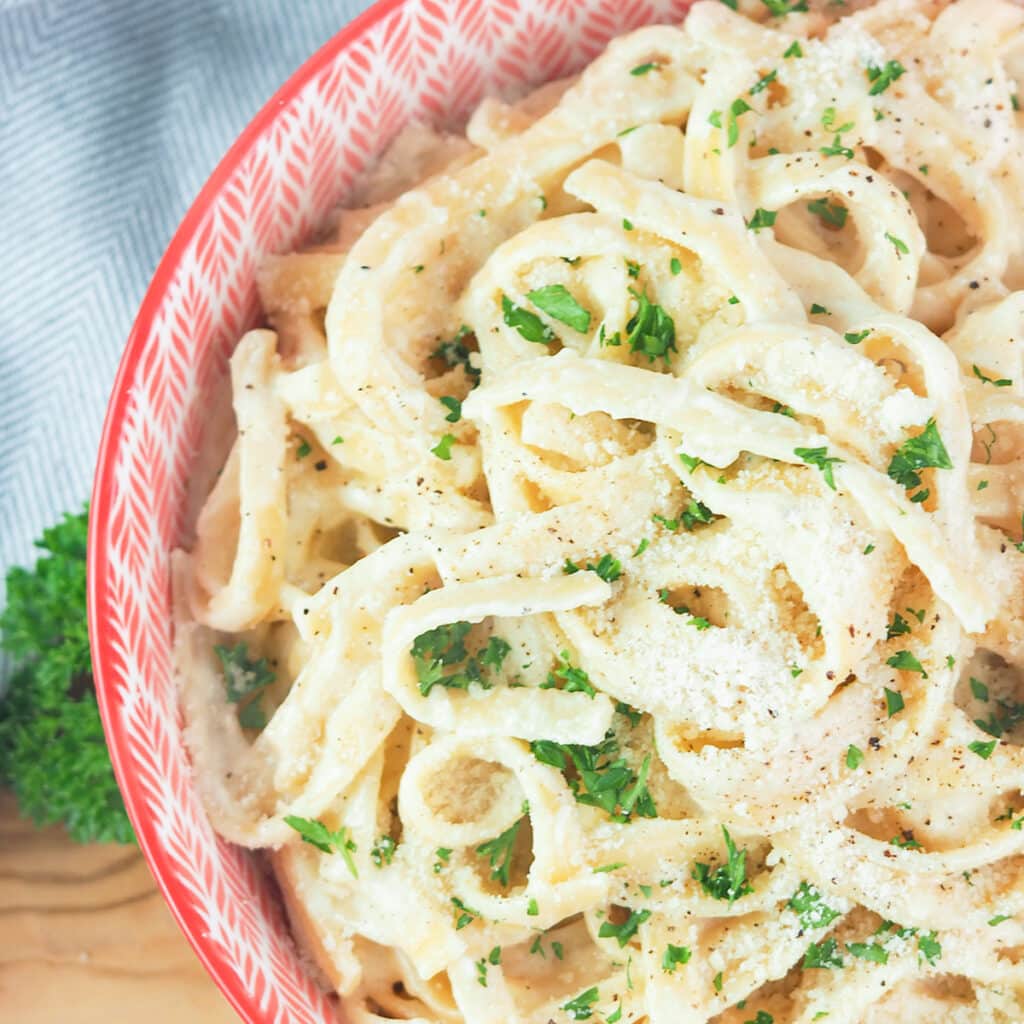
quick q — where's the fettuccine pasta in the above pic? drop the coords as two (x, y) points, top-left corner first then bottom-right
(175, 1), (1024, 1020)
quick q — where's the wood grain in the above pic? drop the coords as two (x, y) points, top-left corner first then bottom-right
(0, 791), (236, 1023)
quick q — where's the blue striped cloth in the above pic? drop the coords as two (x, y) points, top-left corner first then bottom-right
(0, 0), (373, 676)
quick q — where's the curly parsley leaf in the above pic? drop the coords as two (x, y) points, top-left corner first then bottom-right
(0, 507), (133, 844)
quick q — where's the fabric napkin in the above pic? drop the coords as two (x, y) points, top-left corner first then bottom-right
(0, 0), (373, 681)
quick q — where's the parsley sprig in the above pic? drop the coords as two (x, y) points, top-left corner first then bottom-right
(0, 507), (133, 843)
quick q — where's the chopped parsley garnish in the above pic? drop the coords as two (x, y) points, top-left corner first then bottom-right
(886, 613), (911, 639)
(606, 1005), (623, 1023)
(434, 847), (452, 873)
(594, 861), (626, 874)
(440, 396), (462, 422)
(433, 325), (480, 382)
(527, 897), (539, 916)
(968, 738), (997, 759)
(679, 451), (704, 473)
(616, 701), (643, 727)
(564, 553), (623, 582)
(885, 231), (910, 255)
(599, 908), (652, 947)
(820, 135), (854, 159)
(682, 499), (715, 531)
(370, 835), (396, 867)
(783, 40), (803, 58)
(284, 816), (358, 877)
(630, 61), (660, 75)
(972, 364), (1013, 387)
(410, 622), (512, 696)
(847, 941), (888, 964)
(887, 419), (952, 499)
(626, 259), (640, 279)
(760, 0), (808, 14)
(890, 832), (921, 850)
(711, 97), (753, 147)
(866, 59), (906, 96)
(745, 1014), (773, 1024)
(295, 437), (312, 460)
(810, 303), (831, 315)
(803, 937), (844, 969)
(669, 256), (682, 275)
(451, 896), (480, 929)
(542, 650), (598, 698)
(807, 197), (848, 228)
(562, 987), (600, 1021)
(747, 208), (778, 231)
(794, 446), (843, 490)
(526, 284), (592, 333)
(530, 733), (656, 822)
(662, 944), (692, 971)
(633, 538), (649, 557)
(331, 435), (344, 445)
(502, 295), (556, 345)
(692, 826), (753, 904)
(989, 914), (1012, 926)
(822, 107), (854, 133)
(214, 642), (274, 730)
(844, 329), (870, 345)
(477, 811), (526, 886)
(750, 69), (778, 95)
(431, 434), (456, 460)
(917, 931), (941, 964)
(887, 650), (926, 677)
(845, 744), (864, 770)
(788, 881), (842, 930)
(626, 288), (676, 363)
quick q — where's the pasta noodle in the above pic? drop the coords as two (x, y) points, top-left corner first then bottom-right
(175, 1), (1024, 1020)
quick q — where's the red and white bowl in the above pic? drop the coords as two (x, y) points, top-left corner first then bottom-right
(88, 0), (690, 1019)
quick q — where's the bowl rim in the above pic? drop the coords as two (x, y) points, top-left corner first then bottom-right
(87, 0), (404, 1017)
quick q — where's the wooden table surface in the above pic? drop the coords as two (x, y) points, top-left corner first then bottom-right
(0, 791), (235, 1023)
